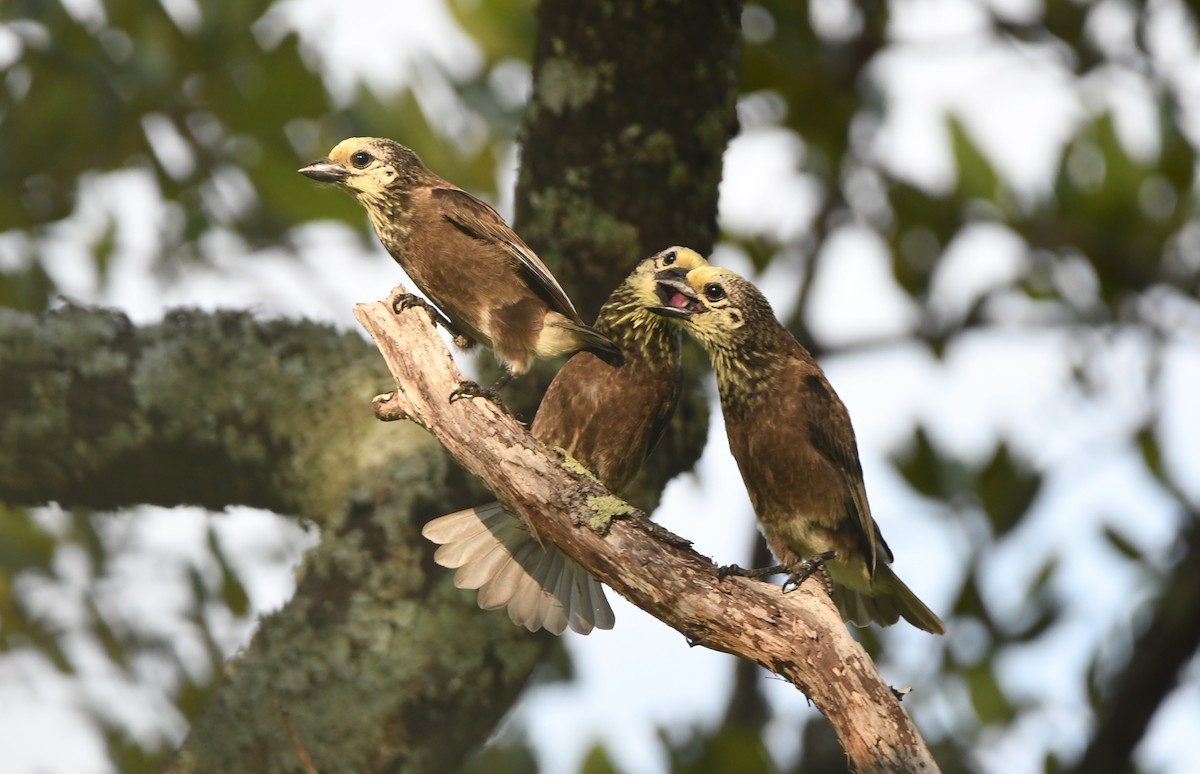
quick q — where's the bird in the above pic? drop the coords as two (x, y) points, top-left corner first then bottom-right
(421, 246), (709, 634)
(298, 137), (617, 398)
(650, 265), (945, 634)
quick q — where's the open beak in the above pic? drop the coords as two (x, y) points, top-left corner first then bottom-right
(298, 159), (348, 184)
(649, 270), (702, 319)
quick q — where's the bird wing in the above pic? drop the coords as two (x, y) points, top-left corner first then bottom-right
(799, 367), (893, 576)
(433, 187), (585, 324)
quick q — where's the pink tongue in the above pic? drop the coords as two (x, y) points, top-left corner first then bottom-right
(668, 291), (690, 309)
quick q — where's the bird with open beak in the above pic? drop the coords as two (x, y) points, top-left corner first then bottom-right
(650, 265), (945, 634)
(421, 247), (708, 634)
(299, 137), (617, 399)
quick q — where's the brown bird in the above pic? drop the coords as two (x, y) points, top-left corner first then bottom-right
(298, 137), (617, 396)
(651, 265), (945, 634)
(421, 247), (709, 634)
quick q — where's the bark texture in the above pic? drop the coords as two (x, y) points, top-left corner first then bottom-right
(356, 290), (941, 774)
(508, 0), (740, 482)
(517, 0), (742, 317)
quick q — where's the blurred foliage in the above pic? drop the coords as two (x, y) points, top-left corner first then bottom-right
(718, 1), (1200, 773)
(2, 0), (1200, 772)
(0, 507), (237, 772)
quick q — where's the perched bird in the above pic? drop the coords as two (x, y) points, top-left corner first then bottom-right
(651, 266), (945, 634)
(299, 137), (617, 396)
(422, 247), (709, 634)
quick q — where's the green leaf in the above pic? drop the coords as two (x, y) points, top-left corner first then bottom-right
(207, 527), (249, 617)
(1136, 425), (1165, 484)
(891, 426), (942, 497)
(86, 596), (130, 672)
(0, 506), (57, 574)
(886, 183), (963, 298)
(579, 742), (620, 774)
(890, 425), (970, 499)
(1101, 524), (1144, 564)
(948, 114), (1000, 203)
(964, 661), (1014, 724)
(976, 442), (1040, 536)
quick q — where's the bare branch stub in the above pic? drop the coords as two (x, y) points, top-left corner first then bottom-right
(371, 392), (408, 422)
(354, 285), (941, 774)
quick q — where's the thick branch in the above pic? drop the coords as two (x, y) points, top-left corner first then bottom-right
(0, 304), (549, 772)
(356, 289), (941, 774)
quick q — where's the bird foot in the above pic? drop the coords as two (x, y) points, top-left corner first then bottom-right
(717, 563), (787, 582)
(448, 380), (514, 416)
(392, 293), (475, 349)
(782, 551), (836, 593)
(392, 292), (436, 317)
(448, 368), (514, 404)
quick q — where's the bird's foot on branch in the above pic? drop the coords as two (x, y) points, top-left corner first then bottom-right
(448, 375), (514, 416)
(392, 291), (438, 318)
(717, 563), (788, 582)
(782, 551), (836, 593)
(448, 379), (500, 404)
(391, 293), (475, 349)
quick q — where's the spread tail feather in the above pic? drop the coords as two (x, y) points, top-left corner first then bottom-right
(421, 503), (614, 635)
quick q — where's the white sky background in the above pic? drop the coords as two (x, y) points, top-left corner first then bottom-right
(2, 0), (1200, 772)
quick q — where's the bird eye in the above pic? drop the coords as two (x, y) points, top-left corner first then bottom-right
(662, 250), (676, 265)
(703, 282), (726, 302)
(350, 150), (373, 168)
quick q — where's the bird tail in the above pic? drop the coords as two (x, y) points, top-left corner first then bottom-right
(830, 563), (945, 635)
(421, 502), (615, 635)
(558, 319), (622, 361)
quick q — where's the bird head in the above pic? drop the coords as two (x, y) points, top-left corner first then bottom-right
(593, 246), (709, 347)
(627, 246), (708, 305)
(298, 137), (425, 196)
(650, 265), (770, 347)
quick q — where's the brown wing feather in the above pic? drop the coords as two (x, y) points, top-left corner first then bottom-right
(533, 351), (680, 492)
(432, 187), (584, 324)
(794, 360), (892, 575)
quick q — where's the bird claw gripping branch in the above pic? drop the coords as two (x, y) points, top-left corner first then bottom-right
(391, 292), (473, 348)
(782, 552), (836, 593)
(447, 377), (515, 416)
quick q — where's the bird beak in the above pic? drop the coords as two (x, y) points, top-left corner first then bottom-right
(649, 270), (701, 319)
(298, 159), (348, 184)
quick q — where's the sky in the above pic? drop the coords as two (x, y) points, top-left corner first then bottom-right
(2, 0), (1200, 772)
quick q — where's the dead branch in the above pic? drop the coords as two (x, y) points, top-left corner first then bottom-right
(354, 287), (941, 774)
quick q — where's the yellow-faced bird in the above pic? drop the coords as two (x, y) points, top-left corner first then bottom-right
(299, 137), (617, 397)
(421, 247), (708, 634)
(651, 265), (945, 634)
